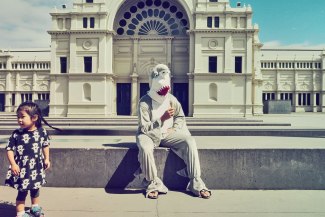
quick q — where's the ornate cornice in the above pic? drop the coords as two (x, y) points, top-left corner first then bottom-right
(188, 29), (256, 34)
(193, 73), (253, 80)
(50, 73), (117, 79)
(50, 12), (108, 16)
(114, 36), (188, 41)
(48, 30), (115, 35)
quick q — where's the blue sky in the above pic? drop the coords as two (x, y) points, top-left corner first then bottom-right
(230, 0), (325, 48)
(0, 0), (325, 49)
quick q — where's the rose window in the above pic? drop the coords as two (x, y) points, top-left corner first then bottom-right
(115, 0), (189, 36)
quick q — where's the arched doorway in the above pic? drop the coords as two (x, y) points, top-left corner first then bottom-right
(113, 0), (190, 115)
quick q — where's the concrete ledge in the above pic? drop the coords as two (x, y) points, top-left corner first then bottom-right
(2, 128), (325, 137)
(1, 136), (325, 190)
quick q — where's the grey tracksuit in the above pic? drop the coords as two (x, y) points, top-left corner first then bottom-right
(136, 94), (208, 197)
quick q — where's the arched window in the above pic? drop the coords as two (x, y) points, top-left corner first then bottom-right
(83, 83), (91, 101)
(115, 0), (189, 36)
(209, 83), (217, 101)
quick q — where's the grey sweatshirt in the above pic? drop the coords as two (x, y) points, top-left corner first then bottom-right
(136, 93), (191, 146)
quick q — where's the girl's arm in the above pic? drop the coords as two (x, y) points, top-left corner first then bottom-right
(6, 150), (20, 176)
(42, 146), (51, 170)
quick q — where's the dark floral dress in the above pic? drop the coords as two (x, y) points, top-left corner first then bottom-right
(5, 127), (50, 191)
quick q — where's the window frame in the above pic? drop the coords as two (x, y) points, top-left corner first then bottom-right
(235, 56), (243, 73)
(60, 57), (67, 73)
(84, 56), (92, 73)
(207, 16), (212, 28)
(90, 17), (95, 28)
(214, 17), (220, 28)
(83, 17), (88, 28)
(209, 56), (218, 73)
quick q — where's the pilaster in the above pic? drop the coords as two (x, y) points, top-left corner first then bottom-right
(224, 35), (232, 73)
(131, 73), (138, 116)
(188, 73), (194, 116)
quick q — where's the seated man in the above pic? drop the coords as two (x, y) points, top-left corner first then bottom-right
(136, 64), (211, 199)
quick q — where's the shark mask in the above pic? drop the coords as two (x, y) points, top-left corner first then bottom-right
(148, 64), (171, 104)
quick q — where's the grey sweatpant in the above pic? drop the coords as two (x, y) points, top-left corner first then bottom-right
(136, 131), (208, 197)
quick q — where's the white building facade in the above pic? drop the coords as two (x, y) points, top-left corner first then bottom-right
(0, 0), (324, 116)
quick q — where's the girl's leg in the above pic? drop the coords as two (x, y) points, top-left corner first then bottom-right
(16, 190), (28, 215)
(16, 200), (26, 212)
(30, 189), (40, 205)
(30, 189), (44, 217)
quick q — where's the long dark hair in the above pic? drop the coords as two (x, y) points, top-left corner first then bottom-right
(17, 101), (61, 131)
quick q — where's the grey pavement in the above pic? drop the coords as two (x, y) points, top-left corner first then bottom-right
(1, 186), (325, 217)
(1, 113), (325, 216)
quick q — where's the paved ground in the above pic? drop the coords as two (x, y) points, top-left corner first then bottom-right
(1, 113), (325, 216)
(1, 186), (325, 217)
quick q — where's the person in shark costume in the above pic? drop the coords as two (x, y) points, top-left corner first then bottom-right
(136, 64), (211, 199)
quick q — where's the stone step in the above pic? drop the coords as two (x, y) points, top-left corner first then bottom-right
(0, 116), (294, 136)
(1, 136), (324, 190)
(7, 127), (325, 138)
(0, 116), (263, 122)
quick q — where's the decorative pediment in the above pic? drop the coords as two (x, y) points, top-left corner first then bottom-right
(37, 81), (49, 91)
(20, 81), (32, 91)
(299, 82), (310, 91)
(280, 82), (292, 91)
(263, 81), (274, 90)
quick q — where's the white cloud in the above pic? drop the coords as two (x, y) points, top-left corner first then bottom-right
(0, 0), (72, 48)
(263, 40), (325, 49)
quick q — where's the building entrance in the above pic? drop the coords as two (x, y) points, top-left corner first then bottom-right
(140, 83), (150, 98)
(117, 83), (131, 115)
(173, 83), (189, 116)
(0, 94), (4, 111)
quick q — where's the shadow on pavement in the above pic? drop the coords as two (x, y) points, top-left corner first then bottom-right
(104, 147), (139, 190)
(0, 201), (16, 216)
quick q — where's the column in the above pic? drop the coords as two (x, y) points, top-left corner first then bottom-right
(52, 16), (58, 30)
(295, 92), (299, 112)
(188, 34), (195, 116)
(188, 73), (194, 116)
(5, 72), (11, 111)
(15, 72), (20, 92)
(313, 92), (317, 112)
(71, 15), (77, 30)
(321, 50), (325, 112)
(246, 35), (253, 74)
(50, 37), (57, 74)
(32, 72), (38, 101)
(69, 36), (77, 73)
(312, 71), (317, 112)
(98, 35), (107, 73)
(167, 37), (172, 67)
(293, 65), (297, 112)
(193, 32), (202, 73)
(49, 76), (57, 116)
(5, 93), (11, 112)
(224, 35), (232, 73)
(130, 37), (139, 116)
(131, 73), (138, 116)
(106, 33), (114, 74)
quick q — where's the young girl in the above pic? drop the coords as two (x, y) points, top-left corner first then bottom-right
(5, 101), (60, 217)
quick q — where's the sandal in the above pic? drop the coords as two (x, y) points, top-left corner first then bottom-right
(200, 189), (211, 199)
(147, 190), (159, 199)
